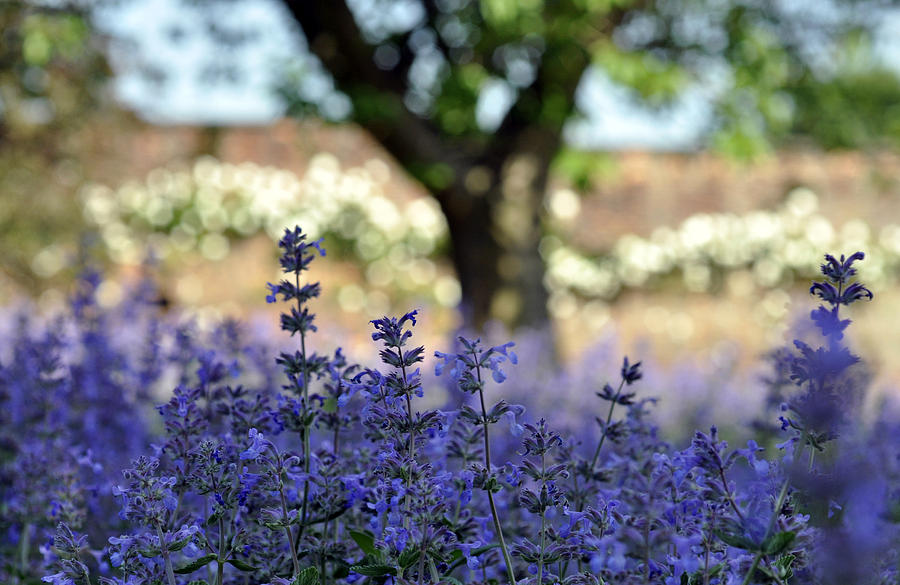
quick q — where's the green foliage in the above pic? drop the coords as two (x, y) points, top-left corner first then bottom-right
(1, 2), (111, 133)
(349, 530), (378, 556)
(0, 0), (116, 293)
(551, 148), (615, 192)
(293, 566), (320, 585)
(788, 68), (900, 150)
(592, 40), (686, 104)
(763, 531), (796, 556)
(173, 553), (217, 574)
(349, 564), (398, 577)
(225, 557), (259, 572)
(397, 546), (420, 570)
(21, 12), (91, 66)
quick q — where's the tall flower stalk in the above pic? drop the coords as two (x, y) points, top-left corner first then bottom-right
(513, 419), (567, 585)
(265, 227), (327, 571)
(436, 337), (521, 585)
(780, 252), (873, 455)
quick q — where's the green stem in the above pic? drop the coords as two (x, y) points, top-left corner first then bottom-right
(17, 522), (30, 585)
(537, 452), (546, 585)
(401, 359), (415, 533)
(643, 520), (651, 585)
(155, 523), (178, 585)
(428, 558), (441, 583)
(216, 516), (226, 585)
(204, 498), (213, 583)
(475, 360), (517, 585)
(718, 465), (746, 523)
(333, 405), (341, 457)
(298, 324), (312, 546)
(588, 379), (625, 475)
(280, 481), (302, 577)
(417, 545), (427, 585)
(740, 480), (789, 585)
(703, 508), (715, 585)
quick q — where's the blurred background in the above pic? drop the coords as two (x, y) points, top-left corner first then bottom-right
(4, 0), (900, 405)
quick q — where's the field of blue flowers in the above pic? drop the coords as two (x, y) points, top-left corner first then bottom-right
(2, 226), (896, 585)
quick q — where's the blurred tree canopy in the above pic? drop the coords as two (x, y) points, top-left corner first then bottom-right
(274, 0), (899, 329)
(786, 31), (900, 150)
(6, 0), (900, 331)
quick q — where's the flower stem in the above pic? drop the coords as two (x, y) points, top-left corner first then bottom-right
(740, 480), (789, 585)
(537, 452), (546, 585)
(280, 479), (302, 577)
(155, 523), (178, 585)
(475, 360), (517, 585)
(294, 269), (313, 553)
(17, 522), (30, 585)
(401, 359), (415, 533)
(216, 516), (226, 585)
(590, 379), (626, 471)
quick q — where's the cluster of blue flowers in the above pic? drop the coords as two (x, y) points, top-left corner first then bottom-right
(2, 226), (897, 585)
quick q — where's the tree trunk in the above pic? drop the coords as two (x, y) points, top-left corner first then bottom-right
(435, 127), (559, 329)
(280, 0), (569, 331)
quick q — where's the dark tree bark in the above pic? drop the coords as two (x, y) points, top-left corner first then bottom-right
(279, 0), (591, 329)
(435, 126), (562, 327)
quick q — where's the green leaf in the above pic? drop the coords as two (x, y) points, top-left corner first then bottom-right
(226, 558), (259, 572)
(174, 554), (218, 574)
(333, 563), (350, 579)
(763, 531), (796, 555)
(714, 527), (760, 552)
(168, 535), (194, 552)
(350, 564), (398, 577)
(186, 581), (211, 585)
(774, 553), (795, 579)
(349, 530), (378, 556)
(398, 546), (420, 569)
(683, 562), (725, 585)
(292, 566), (320, 585)
(483, 476), (502, 494)
(206, 509), (224, 526)
(138, 547), (162, 558)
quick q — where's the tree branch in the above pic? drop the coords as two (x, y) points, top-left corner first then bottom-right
(281, 1), (472, 197)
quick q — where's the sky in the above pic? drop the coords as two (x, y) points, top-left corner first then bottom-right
(96, 0), (900, 151)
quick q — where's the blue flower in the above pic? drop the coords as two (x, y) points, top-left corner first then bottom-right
(503, 406), (525, 437)
(458, 540), (484, 570)
(560, 506), (589, 537)
(370, 310), (418, 347)
(491, 341), (518, 364)
(620, 356), (642, 385)
(41, 572), (74, 585)
(820, 251), (864, 283)
(240, 428), (270, 460)
(434, 350), (464, 379)
(489, 355), (508, 383)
